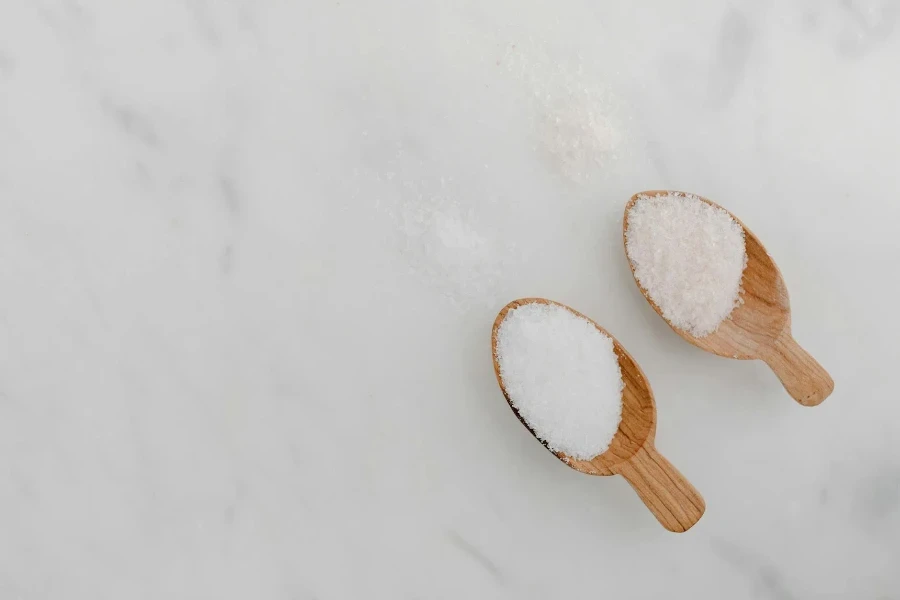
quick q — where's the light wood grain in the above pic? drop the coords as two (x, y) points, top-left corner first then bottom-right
(491, 298), (705, 533)
(623, 191), (834, 407)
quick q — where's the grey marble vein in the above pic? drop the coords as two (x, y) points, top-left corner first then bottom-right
(446, 531), (503, 581)
(711, 538), (798, 600)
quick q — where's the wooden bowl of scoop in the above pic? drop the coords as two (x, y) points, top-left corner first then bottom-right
(492, 298), (705, 533)
(623, 191), (834, 406)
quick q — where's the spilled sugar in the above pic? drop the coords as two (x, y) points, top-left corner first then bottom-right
(383, 175), (517, 309)
(501, 44), (625, 183)
(366, 42), (629, 309)
(495, 302), (623, 460)
(541, 93), (623, 182)
(625, 192), (748, 337)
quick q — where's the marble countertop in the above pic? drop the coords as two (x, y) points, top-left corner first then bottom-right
(2, 1), (899, 598)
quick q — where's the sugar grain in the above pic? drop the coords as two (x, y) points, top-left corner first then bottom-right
(501, 44), (625, 182)
(495, 303), (623, 460)
(625, 193), (747, 337)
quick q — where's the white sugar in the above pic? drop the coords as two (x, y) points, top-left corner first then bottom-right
(500, 44), (625, 182)
(539, 90), (623, 183)
(625, 193), (747, 338)
(391, 182), (515, 310)
(495, 303), (623, 460)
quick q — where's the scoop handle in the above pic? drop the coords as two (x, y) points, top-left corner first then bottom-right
(761, 332), (834, 407)
(612, 444), (705, 532)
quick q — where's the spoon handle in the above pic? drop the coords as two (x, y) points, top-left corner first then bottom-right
(612, 444), (705, 533)
(761, 332), (834, 407)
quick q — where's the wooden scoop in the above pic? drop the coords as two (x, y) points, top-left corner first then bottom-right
(491, 298), (705, 533)
(623, 191), (834, 406)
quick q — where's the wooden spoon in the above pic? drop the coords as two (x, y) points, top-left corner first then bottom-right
(491, 298), (705, 533)
(623, 191), (834, 406)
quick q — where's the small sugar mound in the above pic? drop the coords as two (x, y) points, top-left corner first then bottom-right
(539, 93), (623, 183)
(499, 43), (626, 183)
(625, 193), (747, 337)
(495, 303), (623, 460)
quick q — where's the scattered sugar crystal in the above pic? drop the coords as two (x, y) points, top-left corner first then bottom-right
(500, 44), (625, 182)
(393, 184), (514, 309)
(625, 192), (747, 337)
(495, 302), (623, 460)
(539, 92), (622, 182)
(369, 167), (520, 311)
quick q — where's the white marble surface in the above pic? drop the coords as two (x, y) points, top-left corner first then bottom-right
(2, 0), (899, 598)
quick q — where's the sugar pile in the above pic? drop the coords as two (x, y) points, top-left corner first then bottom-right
(540, 93), (623, 183)
(625, 193), (747, 337)
(387, 176), (517, 310)
(500, 45), (625, 183)
(495, 302), (623, 460)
